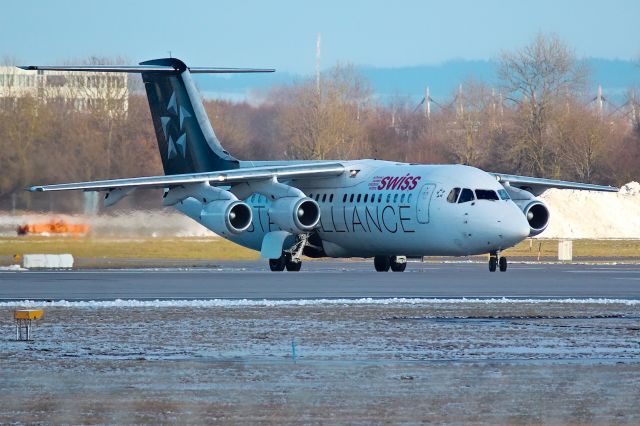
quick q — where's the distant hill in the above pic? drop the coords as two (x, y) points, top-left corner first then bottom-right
(197, 58), (639, 105)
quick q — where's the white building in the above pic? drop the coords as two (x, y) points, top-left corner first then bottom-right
(0, 67), (128, 113)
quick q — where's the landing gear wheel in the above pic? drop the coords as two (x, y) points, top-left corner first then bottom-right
(390, 256), (407, 272)
(499, 256), (507, 272)
(285, 258), (302, 272)
(269, 256), (286, 272)
(374, 255), (391, 272)
(488, 256), (497, 272)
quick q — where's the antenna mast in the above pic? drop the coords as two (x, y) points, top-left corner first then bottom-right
(316, 33), (321, 95)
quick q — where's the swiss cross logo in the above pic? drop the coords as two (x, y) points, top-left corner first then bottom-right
(369, 174), (422, 191)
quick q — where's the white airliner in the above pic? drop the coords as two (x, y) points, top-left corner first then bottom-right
(23, 58), (618, 272)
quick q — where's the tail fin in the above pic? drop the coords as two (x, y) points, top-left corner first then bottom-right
(20, 58), (274, 176)
(140, 58), (239, 175)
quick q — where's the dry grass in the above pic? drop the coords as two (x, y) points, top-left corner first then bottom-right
(1, 237), (639, 265)
(0, 236), (259, 261)
(503, 239), (640, 259)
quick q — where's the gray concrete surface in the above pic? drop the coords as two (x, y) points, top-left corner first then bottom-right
(1, 261), (640, 300)
(1, 301), (640, 423)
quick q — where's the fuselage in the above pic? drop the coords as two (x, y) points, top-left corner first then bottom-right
(177, 160), (531, 258)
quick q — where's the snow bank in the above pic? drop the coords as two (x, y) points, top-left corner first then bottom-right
(0, 210), (215, 237)
(1, 297), (639, 308)
(539, 181), (640, 239)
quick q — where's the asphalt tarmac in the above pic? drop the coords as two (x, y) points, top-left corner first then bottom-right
(1, 261), (639, 300)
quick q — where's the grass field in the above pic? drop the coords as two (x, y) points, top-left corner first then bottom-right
(1, 236), (639, 266)
(0, 236), (259, 263)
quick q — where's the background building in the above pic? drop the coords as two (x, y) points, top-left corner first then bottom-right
(0, 67), (128, 113)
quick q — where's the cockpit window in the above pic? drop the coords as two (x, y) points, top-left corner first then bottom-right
(475, 189), (499, 201)
(447, 187), (461, 203)
(458, 188), (475, 203)
(497, 189), (510, 200)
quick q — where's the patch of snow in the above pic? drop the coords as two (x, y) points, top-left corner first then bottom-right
(0, 264), (27, 271)
(1, 297), (639, 308)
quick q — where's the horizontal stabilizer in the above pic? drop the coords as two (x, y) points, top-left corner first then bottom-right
(18, 65), (275, 74)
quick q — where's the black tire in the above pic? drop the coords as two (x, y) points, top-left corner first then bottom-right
(269, 256), (286, 272)
(285, 259), (302, 272)
(499, 256), (507, 272)
(489, 257), (497, 272)
(390, 257), (407, 272)
(374, 255), (391, 272)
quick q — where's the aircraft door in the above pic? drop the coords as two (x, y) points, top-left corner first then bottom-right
(416, 183), (436, 223)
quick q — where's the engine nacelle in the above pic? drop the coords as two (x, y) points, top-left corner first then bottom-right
(514, 200), (550, 237)
(268, 197), (320, 234)
(200, 200), (253, 236)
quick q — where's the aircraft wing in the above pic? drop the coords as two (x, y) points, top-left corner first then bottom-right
(491, 173), (618, 194)
(27, 162), (346, 192)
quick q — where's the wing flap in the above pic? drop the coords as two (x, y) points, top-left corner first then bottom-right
(27, 162), (345, 193)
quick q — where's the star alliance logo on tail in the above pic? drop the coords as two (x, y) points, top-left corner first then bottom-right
(160, 91), (192, 159)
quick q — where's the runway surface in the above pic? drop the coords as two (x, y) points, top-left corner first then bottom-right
(1, 261), (640, 300)
(2, 261), (640, 423)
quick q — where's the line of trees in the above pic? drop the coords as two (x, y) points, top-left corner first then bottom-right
(1, 34), (638, 212)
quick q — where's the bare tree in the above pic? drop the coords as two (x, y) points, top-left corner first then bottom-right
(499, 33), (587, 176)
(273, 64), (371, 160)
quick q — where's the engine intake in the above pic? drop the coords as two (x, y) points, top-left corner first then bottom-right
(269, 197), (320, 234)
(200, 200), (252, 236)
(519, 200), (550, 236)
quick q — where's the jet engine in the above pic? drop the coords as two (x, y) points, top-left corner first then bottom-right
(503, 185), (550, 237)
(268, 197), (320, 234)
(200, 199), (253, 236)
(515, 199), (550, 236)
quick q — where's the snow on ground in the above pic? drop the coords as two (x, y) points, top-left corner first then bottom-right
(0, 210), (215, 237)
(540, 181), (640, 239)
(1, 181), (639, 239)
(2, 297), (639, 308)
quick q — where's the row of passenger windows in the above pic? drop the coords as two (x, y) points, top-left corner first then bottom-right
(249, 192), (414, 204)
(446, 187), (510, 204)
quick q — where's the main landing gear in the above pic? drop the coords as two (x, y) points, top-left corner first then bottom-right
(269, 253), (301, 272)
(489, 251), (508, 272)
(269, 234), (307, 272)
(374, 255), (407, 272)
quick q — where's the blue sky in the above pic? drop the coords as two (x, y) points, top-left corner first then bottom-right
(1, 0), (638, 73)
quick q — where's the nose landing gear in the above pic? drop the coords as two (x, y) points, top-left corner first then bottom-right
(489, 251), (508, 272)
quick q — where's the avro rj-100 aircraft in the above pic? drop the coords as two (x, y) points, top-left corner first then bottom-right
(23, 58), (618, 272)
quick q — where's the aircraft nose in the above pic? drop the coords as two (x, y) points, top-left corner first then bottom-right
(504, 208), (530, 242)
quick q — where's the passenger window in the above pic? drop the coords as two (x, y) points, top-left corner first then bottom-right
(343, 194), (347, 203)
(309, 193), (313, 199)
(458, 188), (475, 203)
(497, 189), (510, 200)
(371, 194), (375, 203)
(386, 194), (391, 203)
(393, 194), (398, 203)
(330, 194), (334, 202)
(322, 194), (327, 202)
(350, 194), (354, 203)
(357, 194), (361, 203)
(400, 194), (405, 203)
(447, 188), (461, 203)
(475, 189), (499, 201)
(364, 194), (368, 203)
(378, 194), (382, 203)
(407, 194), (412, 203)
